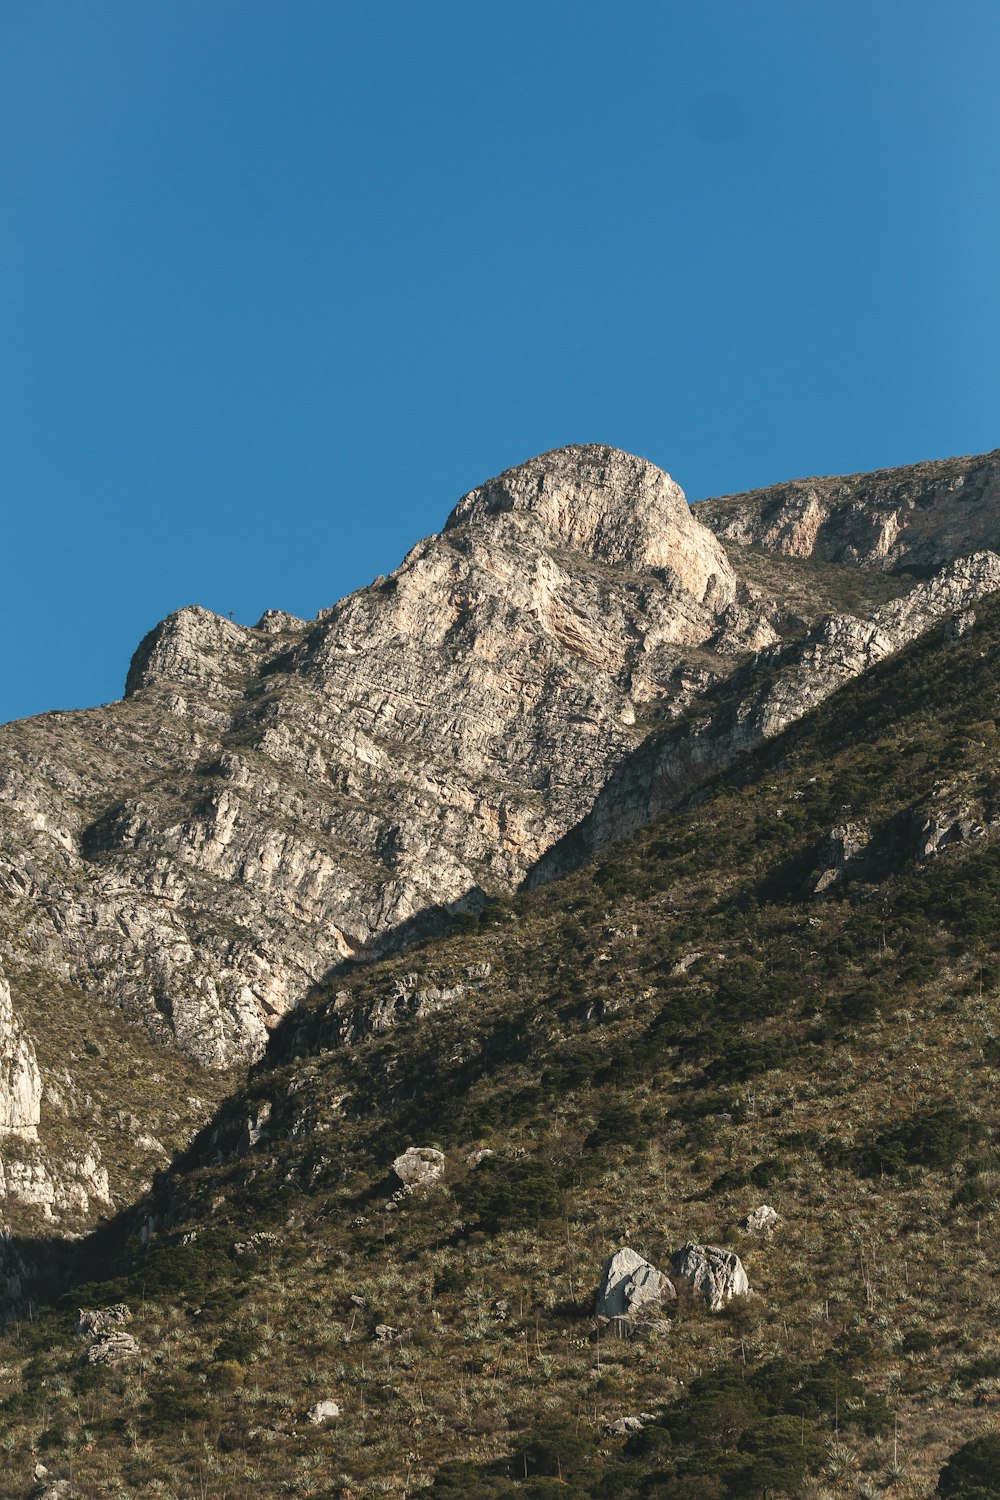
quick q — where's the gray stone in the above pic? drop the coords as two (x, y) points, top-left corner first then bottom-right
(84, 1330), (140, 1366)
(392, 1146), (446, 1189)
(595, 1248), (675, 1322)
(744, 1206), (780, 1234)
(605, 1415), (645, 1436)
(670, 1243), (750, 1311)
(76, 1303), (131, 1337)
(306, 1399), (340, 1424)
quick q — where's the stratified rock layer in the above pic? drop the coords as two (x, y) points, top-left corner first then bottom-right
(0, 446), (757, 1072)
(695, 448), (1000, 573)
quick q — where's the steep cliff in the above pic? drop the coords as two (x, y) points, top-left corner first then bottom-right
(695, 447), (1000, 572)
(0, 446), (756, 1081)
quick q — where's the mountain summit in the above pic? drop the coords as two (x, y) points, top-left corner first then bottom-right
(446, 444), (736, 597)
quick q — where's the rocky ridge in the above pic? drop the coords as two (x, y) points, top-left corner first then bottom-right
(695, 446), (1000, 572)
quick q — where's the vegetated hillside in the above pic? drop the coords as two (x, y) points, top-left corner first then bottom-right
(7, 593), (1000, 1500)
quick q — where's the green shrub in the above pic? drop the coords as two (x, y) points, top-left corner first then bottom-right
(457, 1156), (562, 1233)
(937, 1432), (1000, 1497)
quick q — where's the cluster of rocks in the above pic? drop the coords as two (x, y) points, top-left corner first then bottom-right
(595, 1241), (752, 1335)
(75, 1304), (139, 1367)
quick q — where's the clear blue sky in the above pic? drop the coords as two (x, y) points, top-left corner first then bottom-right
(3, 1), (999, 723)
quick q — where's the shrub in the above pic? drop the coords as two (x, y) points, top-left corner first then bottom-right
(937, 1432), (1000, 1497)
(519, 1419), (595, 1478)
(456, 1156), (562, 1233)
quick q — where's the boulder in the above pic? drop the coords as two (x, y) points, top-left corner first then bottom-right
(465, 1148), (495, 1166)
(670, 1243), (750, 1311)
(744, 1206), (780, 1235)
(605, 1415), (644, 1437)
(84, 1330), (139, 1366)
(31, 1483), (74, 1500)
(306, 1399), (340, 1424)
(595, 1247), (675, 1323)
(392, 1146), (446, 1189)
(76, 1303), (131, 1337)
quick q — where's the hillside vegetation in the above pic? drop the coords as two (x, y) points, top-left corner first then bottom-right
(6, 593), (1000, 1499)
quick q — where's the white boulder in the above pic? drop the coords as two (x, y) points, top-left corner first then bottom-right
(744, 1205), (780, 1234)
(392, 1146), (445, 1189)
(306, 1399), (341, 1424)
(670, 1242), (750, 1311)
(595, 1247), (675, 1321)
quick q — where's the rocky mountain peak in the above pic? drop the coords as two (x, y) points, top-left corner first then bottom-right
(446, 444), (736, 605)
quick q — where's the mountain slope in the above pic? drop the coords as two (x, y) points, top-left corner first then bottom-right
(3, 440), (1000, 1272)
(6, 586), (1000, 1497)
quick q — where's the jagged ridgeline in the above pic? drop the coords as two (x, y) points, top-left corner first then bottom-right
(2, 443), (1000, 1498)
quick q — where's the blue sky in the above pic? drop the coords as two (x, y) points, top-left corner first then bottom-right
(3, 1), (999, 723)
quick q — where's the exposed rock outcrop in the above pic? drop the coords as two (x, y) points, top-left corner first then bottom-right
(305, 1399), (341, 1424)
(744, 1205), (781, 1234)
(696, 448), (1000, 574)
(392, 1146), (445, 1190)
(595, 1247), (675, 1324)
(0, 964), (41, 1139)
(531, 552), (1000, 881)
(670, 1243), (750, 1311)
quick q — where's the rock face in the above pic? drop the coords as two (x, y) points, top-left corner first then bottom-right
(0, 964), (41, 1138)
(449, 445), (737, 600)
(595, 1247), (675, 1322)
(392, 1146), (446, 1190)
(531, 552), (1000, 882)
(670, 1243), (750, 1311)
(695, 448), (1000, 573)
(0, 445), (762, 1077)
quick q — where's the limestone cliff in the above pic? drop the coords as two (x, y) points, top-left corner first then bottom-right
(0, 446), (755, 1079)
(695, 448), (1000, 572)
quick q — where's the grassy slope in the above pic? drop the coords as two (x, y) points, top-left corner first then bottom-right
(5, 594), (1000, 1497)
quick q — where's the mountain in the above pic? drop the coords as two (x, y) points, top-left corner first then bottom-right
(695, 447), (1000, 573)
(2, 441), (1000, 1497)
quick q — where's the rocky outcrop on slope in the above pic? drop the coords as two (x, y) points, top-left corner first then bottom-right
(531, 551), (1000, 880)
(670, 1243), (750, 1310)
(595, 1247), (675, 1323)
(0, 446), (768, 1075)
(695, 448), (1000, 573)
(0, 963), (41, 1139)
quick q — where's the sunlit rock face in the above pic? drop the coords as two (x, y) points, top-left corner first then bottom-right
(695, 448), (1000, 573)
(4, 442), (999, 1085)
(0, 963), (41, 1139)
(0, 446), (755, 1071)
